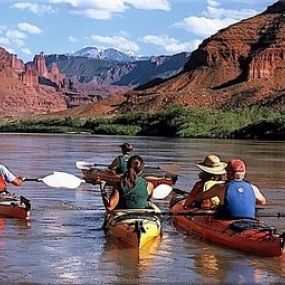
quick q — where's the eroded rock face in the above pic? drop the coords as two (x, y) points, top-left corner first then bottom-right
(0, 48), (67, 116)
(121, 1), (285, 112)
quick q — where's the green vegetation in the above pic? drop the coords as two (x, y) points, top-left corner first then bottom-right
(0, 105), (284, 139)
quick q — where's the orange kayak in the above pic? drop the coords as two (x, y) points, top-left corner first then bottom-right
(170, 196), (284, 257)
(0, 195), (31, 219)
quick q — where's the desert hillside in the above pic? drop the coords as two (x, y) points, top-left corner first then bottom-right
(116, 0), (285, 113)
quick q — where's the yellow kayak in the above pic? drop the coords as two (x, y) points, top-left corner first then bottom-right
(104, 203), (162, 249)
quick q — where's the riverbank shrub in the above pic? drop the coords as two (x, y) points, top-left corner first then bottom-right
(0, 106), (283, 139)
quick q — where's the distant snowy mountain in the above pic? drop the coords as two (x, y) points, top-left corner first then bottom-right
(46, 52), (190, 88)
(73, 47), (149, 62)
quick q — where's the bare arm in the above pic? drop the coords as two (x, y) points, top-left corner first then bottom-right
(252, 184), (266, 205)
(12, 176), (25, 187)
(147, 181), (155, 197)
(108, 158), (119, 172)
(106, 187), (120, 211)
(184, 181), (203, 208)
(194, 184), (225, 204)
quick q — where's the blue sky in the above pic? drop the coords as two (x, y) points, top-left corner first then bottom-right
(0, 0), (276, 62)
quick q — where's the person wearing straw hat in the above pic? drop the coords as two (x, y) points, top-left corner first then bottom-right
(108, 143), (134, 175)
(193, 159), (266, 219)
(184, 154), (227, 208)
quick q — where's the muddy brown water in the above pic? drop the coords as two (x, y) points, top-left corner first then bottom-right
(0, 134), (284, 284)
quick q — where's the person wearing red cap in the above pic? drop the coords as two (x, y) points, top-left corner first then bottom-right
(108, 143), (134, 175)
(194, 159), (266, 219)
(184, 154), (227, 209)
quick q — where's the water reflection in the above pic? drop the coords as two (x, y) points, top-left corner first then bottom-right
(99, 235), (161, 283)
(193, 249), (267, 284)
(0, 218), (6, 249)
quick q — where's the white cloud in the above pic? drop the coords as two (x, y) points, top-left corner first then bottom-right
(174, 1), (258, 38)
(12, 38), (26, 47)
(0, 24), (42, 57)
(0, 37), (10, 46)
(50, 0), (170, 10)
(89, 35), (139, 54)
(68, 36), (78, 43)
(126, 0), (170, 11)
(11, 2), (56, 15)
(50, 0), (126, 11)
(6, 30), (26, 40)
(175, 16), (236, 37)
(141, 34), (194, 53)
(207, 0), (220, 8)
(203, 6), (257, 19)
(70, 9), (113, 20)
(5, 29), (26, 47)
(49, 0), (170, 20)
(21, 47), (32, 55)
(17, 22), (42, 34)
(0, 26), (6, 33)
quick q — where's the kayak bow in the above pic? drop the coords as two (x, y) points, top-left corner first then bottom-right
(104, 203), (162, 249)
(0, 195), (31, 219)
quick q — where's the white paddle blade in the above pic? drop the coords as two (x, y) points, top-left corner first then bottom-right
(41, 172), (85, 189)
(75, 161), (94, 170)
(152, 184), (173, 199)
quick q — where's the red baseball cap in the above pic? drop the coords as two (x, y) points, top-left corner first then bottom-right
(226, 159), (246, 172)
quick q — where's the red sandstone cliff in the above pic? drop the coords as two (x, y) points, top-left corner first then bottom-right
(0, 48), (67, 116)
(118, 0), (285, 112)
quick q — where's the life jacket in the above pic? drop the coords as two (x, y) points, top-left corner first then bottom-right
(203, 180), (224, 206)
(217, 180), (256, 219)
(0, 176), (6, 192)
(117, 154), (130, 174)
(118, 176), (149, 209)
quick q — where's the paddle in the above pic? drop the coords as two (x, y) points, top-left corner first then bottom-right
(24, 172), (85, 189)
(75, 160), (181, 174)
(152, 184), (173, 199)
(25, 171), (173, 198)
(167, 211), (285, 218)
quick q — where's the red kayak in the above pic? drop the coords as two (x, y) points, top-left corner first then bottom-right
(0, 195), (31, 219)
(170, 195), (284, 257)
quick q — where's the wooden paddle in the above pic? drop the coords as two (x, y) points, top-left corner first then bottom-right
(25, 171), (173, 198)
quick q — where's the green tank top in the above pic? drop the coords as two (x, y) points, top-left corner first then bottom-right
(118, 176), (149, 209)
(117, 154), (130, 174)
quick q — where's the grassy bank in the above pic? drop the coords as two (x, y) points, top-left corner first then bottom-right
(0, 105), (284, 139)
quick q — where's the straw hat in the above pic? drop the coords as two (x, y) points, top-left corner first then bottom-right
(195, 154), (227, 175)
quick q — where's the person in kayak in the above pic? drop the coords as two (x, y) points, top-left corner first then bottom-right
(108, 143), (134, 175)
(0, 163), (25, 196)
(106, 155), (155, 211)
(193, 159), (266, 219)
(184, 154), (227, 209)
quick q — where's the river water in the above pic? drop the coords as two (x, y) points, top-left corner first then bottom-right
(0, 133), (284, 284)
